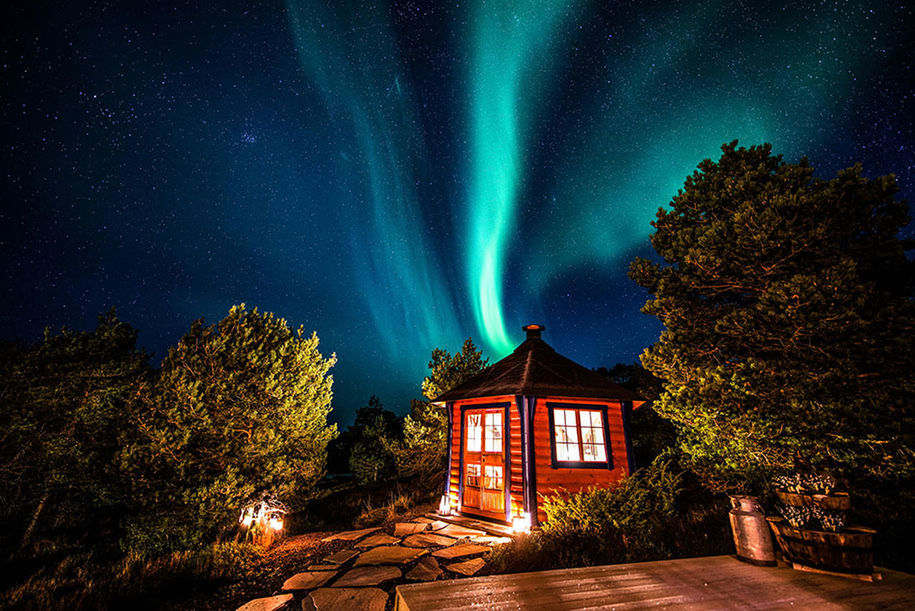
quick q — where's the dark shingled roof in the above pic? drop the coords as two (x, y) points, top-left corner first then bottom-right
(433, 326), (644, 404)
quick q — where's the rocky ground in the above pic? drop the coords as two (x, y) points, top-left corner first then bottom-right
(189, 514), (510, 611)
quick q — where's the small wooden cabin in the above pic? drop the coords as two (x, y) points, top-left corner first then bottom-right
(433, 325), (644, 528)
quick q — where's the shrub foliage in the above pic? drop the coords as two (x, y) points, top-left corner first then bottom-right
(489, 452), (733, 573)
(0, 311), (150, 553)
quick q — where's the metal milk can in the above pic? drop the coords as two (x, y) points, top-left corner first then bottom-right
(729, 495), (777, 566)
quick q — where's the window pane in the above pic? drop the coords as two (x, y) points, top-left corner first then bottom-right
(466, 463), (481, 486)
(580, 410), (605, 462)
(484, 465), (503, 489)
(467, 413), (481, 452)
(484, 412), (502, 452)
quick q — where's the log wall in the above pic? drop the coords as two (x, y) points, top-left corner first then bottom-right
(531, 396), (630, 523)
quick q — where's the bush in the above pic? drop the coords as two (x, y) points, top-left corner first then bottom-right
(542, 450), (683, 559)
(492, 451), (732, 573)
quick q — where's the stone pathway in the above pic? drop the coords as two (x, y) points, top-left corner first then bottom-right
(402, 533), (457, 547)
(355, 533), (400, 548)
(332, 566), (401, 587)
(234, 514), (511, 610)
(281, 571), (335, 591)
(447, 556), (487, 576)
(353, 545), (427, 566)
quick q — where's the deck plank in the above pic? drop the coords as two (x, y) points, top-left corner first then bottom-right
(395, 555), (915, 610)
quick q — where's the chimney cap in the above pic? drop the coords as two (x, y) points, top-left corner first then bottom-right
(523, 324), (545, 339)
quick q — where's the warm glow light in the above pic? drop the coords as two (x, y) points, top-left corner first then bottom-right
(269, 517), (284, 531)
(240, 508), (256, 528)
(438, 494), (452, 516)
(512, 512), (531, 534)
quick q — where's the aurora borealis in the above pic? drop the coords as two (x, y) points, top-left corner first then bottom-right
(2, 1), (913, 422)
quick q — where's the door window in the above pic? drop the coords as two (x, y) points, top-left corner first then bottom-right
(484, 411), (502, 452)
(466, 413), (482, 452)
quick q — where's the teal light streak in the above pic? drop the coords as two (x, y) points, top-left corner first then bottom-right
(467, 2), (578, 357)
(525, 1), (882, 294)
(285, 1), (462, 359)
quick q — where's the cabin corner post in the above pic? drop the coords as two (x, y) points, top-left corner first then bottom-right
(523, 395), (539, 527)
(621, 400), (635, 474)
(444, 402), (454, 499)
(504, 402), (512, 523)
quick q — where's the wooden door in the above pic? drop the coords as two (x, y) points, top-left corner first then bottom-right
(461, 407), (505, 519)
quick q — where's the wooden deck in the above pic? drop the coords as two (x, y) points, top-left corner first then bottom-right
(395, 555), (915, 610)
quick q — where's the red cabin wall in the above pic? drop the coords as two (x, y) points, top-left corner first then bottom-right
(445, 394), (632, 525)
(531, 396), (631, 524)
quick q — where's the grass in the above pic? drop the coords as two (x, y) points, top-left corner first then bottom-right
(1, 541), (263, 610)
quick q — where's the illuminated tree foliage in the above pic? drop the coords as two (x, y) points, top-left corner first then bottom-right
(630, 142), (915, 491)
(394, 339), (488, 486)
(0, 311), (149, 552)
(122, 305), (336, 554)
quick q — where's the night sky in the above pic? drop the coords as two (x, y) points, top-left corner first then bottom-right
(2, 1), (913, 424)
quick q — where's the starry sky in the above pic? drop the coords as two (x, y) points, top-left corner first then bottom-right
(2, 1), (913, 424)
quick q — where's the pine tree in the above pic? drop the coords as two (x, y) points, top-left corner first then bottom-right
(630, 142), (915, 491)
(121, 304), (337, 554)
(0, 311), (150, 552)
(394, 339), (488, 486)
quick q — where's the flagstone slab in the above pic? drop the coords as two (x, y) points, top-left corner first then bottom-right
(413, 517), (436, 524)
(427, 520), (450, 531)
(354, 533), (400, 548)
(305, 564), (339, 571)
(393, 522), (428, 536)
(321, 527), (379, 542)
(402, 533), (458, 548)
(331, 565), (401, 587)
(436, 524), (486, 538)
(353, 545), (427, 566)
(405, 556), (443, 582)
(432, 543), (490, 559)
(236, 593), (293, 611)
(282, 570), (336, 591)
(446, 556), (486, 576)
(469, 535), (513, 546)
(306, 587), (387, 611)
(323, 549), (359, 564)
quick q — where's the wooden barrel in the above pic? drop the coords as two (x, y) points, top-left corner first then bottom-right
(767, 516), (875, 574)
(775, 490), (852, 511)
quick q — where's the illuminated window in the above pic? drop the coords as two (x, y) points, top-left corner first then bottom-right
(553, 409), (580, 462)
(579, 410), (607, 462)
(550, 405), (610, 466)
(484, 412), (502, 452)
(466, 413), (481, 452)
(466, 463), (481, 487)
(484, 465), (503, 490)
